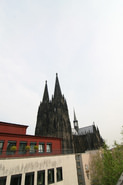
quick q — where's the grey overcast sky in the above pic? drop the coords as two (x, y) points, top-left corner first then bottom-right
(0, 0), (123, 146)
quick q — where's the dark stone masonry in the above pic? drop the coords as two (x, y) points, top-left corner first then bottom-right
(35, 74), (103, 153)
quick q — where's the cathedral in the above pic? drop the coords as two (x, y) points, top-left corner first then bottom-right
(35, 74), (103, 153)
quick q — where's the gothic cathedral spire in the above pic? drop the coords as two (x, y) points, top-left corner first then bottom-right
(73, 109), (79, 132)
(42, 80), (49, 103)
(54, 73), (62, 99)
(35, 74), (74, 153)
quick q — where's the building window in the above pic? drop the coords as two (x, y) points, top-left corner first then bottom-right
(46, 143), (52, 153)
(77, 168), (81, 174)
(6, 141), (16, 155)
(0, 176), (6, 185)
(10, 174), (22, 185)
(77, 161), (81, 167)
(37, 170), (45, 185)
(75, 154), (80, 160)
(39, 143), (45, 153)
(25, 172), (34, 185)
(57, 167), (63, 182)
(19, 142), (27, 154)
(0, 141), (4, 155)
(30, 142), (36, 153)
(48, 169), (54, 184)
(78, 175), (82, 181)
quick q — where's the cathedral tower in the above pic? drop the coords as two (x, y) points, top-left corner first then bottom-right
(35, 74), (73, 153)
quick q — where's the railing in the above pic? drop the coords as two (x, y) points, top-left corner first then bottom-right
(0, 149), (61, 158)
(0, 149), (73, 158)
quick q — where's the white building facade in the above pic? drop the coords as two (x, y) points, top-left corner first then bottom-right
(0, 154), (78, 185)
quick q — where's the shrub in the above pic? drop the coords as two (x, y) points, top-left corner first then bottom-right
(10, 146), (17, 151)
(34, 145), (38, 150)
(25, 145), (30, 151)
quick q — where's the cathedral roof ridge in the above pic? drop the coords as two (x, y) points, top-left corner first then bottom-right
(79, 125), (94, 129)
(78, 125), (94, 135)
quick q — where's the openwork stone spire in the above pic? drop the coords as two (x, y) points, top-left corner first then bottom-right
(35, 74), (74, 153)
(74, 109), (77, 122)
(35, 74), (103, 154)
(54, 73), (62, 99)
(42, 80), (49, 103)
(73, 109), (79, 132)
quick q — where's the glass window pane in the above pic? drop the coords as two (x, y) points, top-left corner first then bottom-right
(48, 169), (54, 184)
(25, 172), (34, 185)
(37, 170), (45, 185)
(77, 162), (80, 167)
(6, 141), (16, 155)
(46, 143), (52, 153)
(75, 155), (80, 160)
(30, 142), (36, 153)
(78, 175), (82, 181)
(77, 168), (81, 173)
(19, 142), (27, 154)
(57, 167), (63, 182)
(0, 141), (4, 155)
(10, 174), (21, 185)
(0, 176), (6, 185)
(39, 143), (44, 153)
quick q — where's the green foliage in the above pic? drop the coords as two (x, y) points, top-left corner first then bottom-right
(10, 145), (17, 151)
(90, 141), (123, 185)
(34, 145), (38, 150)
(25, 145), (30, 151)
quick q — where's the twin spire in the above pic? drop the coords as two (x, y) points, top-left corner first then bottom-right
(42, 80), (49, 103)
(42, 73), (62, 103)
(54, 73), (62, 99)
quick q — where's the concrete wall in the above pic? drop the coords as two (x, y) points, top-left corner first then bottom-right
(81, 150), (98, 185)
(0, 154), (78, 185)
(117, 172), (123, 185)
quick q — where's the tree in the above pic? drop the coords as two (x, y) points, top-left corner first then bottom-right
(90, 141), (123, 185)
